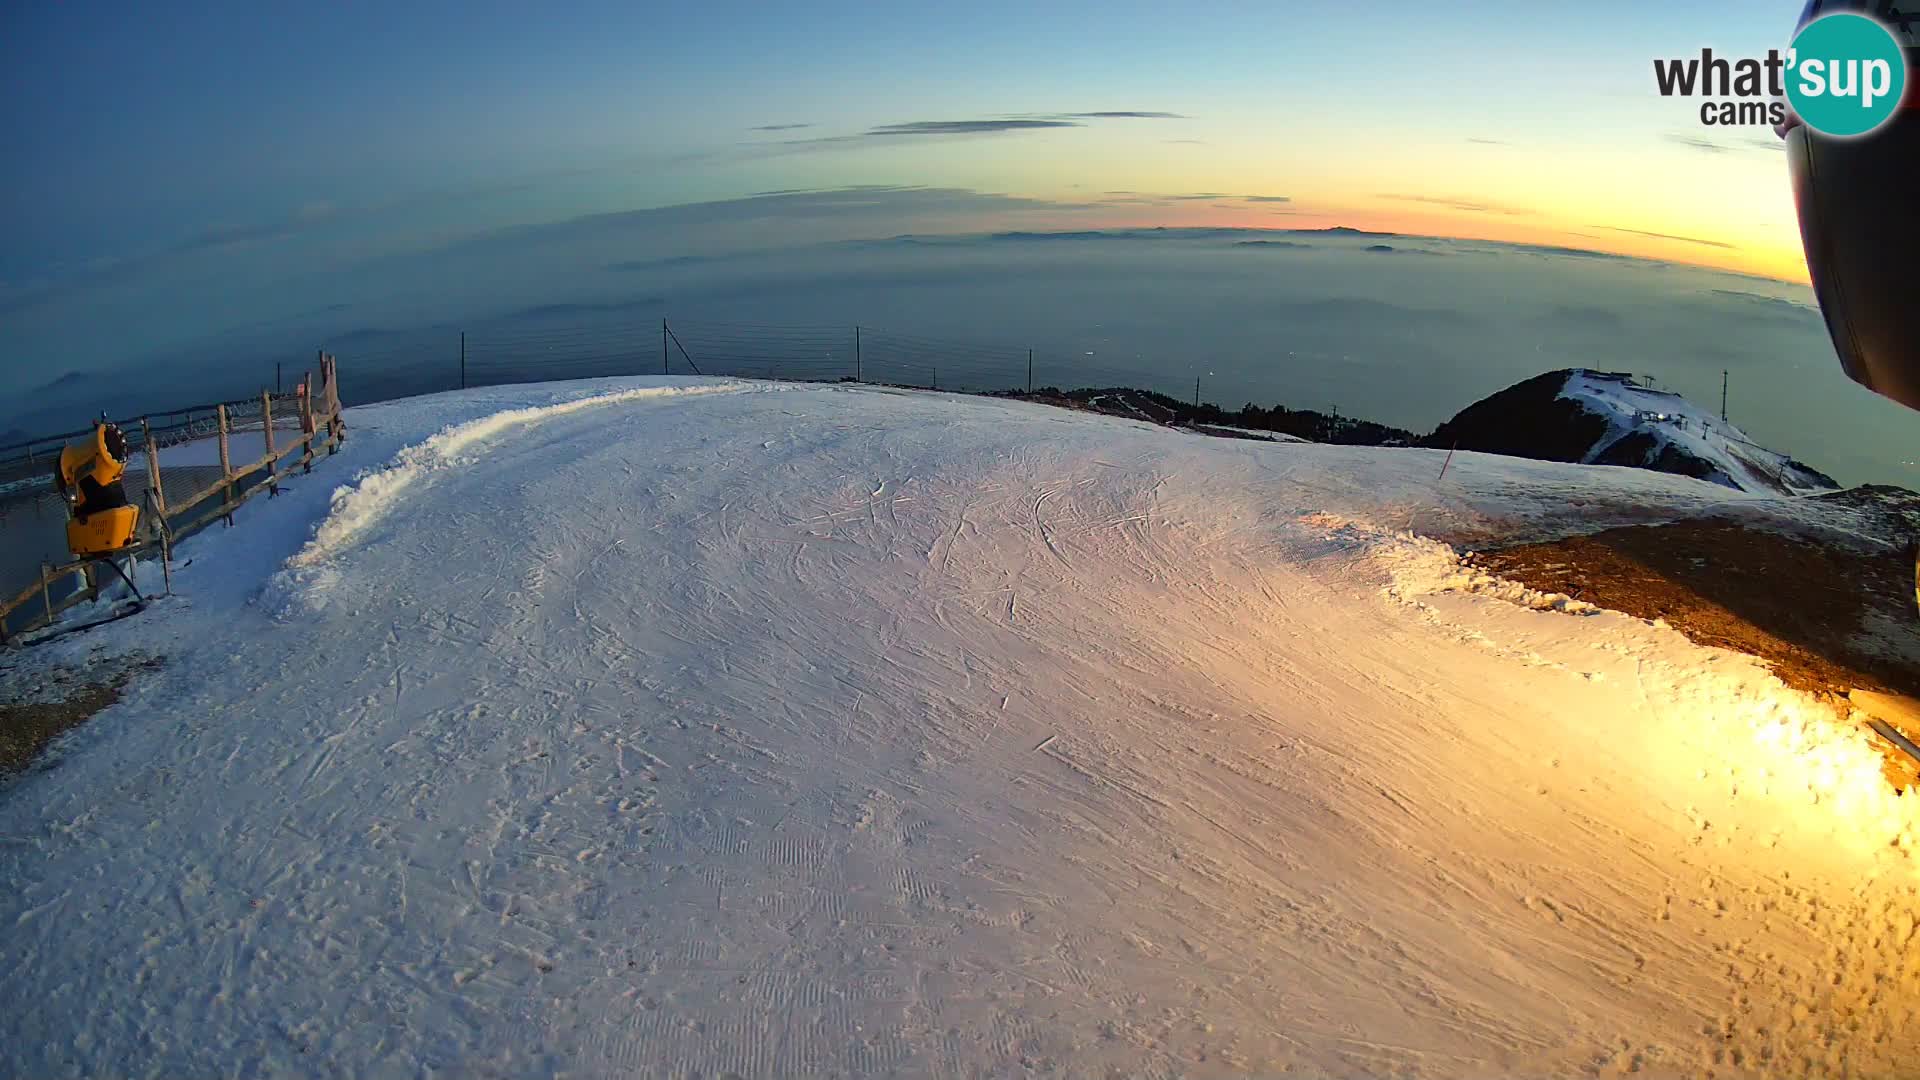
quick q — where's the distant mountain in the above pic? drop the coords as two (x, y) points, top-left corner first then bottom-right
(1426, 369), (1838, 496)
(1286, 226), (1400, 238)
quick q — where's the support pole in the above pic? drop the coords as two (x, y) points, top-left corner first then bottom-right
(147, 489), (172, 596)
(663, 319), (670, 376)
(261, 390), (279, 496)
(932, 366), (937, 392)
(460, 332), (467, 390)
(1194, 376), (1201, 408)
(1027, 349), (1033, 394)
(855, 326), (862, 382)
(1721, 369), (1728, 422)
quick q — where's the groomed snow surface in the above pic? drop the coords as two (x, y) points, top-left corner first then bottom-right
(4, 378), (1917, 1078)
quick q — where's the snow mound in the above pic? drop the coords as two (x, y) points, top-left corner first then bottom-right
(281, 382), (751, 595)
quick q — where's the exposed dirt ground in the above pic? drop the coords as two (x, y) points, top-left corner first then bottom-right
(0, 651), (159, 778)
(1472, 517), (1920, 790)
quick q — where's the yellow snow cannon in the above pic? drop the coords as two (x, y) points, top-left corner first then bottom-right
(53, 421), (141, 557)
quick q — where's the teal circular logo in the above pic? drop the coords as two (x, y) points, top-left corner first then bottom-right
(1787, 13), (1907, 137)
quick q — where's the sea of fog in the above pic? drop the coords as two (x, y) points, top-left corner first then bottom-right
(9, 228), (1915, 491)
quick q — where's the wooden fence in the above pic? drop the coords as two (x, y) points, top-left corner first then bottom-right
(0, 355), (345, 645)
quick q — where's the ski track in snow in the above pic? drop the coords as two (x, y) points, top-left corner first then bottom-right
(2, 377), (1917, 1078)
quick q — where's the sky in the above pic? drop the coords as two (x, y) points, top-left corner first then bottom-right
(0, 0), (1822, 399)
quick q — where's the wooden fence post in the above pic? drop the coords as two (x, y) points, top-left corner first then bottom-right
(146, 489), (172, 596)
(261, 390), (279, 496)
(139, 418), (167, 519)
(216, 404), (235, 524)
(300, 372), (315, 473)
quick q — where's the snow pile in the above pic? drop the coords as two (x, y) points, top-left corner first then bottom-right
(288, 381), (751, 571)
(1367, 519), (1916, 843)
(3, 377), (1916, 1078)
(1560, 370), (1838, 495)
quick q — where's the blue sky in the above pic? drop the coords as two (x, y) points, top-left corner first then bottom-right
(2, 0), (1814, 394)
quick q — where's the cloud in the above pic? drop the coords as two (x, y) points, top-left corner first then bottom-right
(3, 199), (345, 313)
(608, 254), (712, 271)
(505, 297), (667, 320)
(1379, 193), (1529, 216)
(1466, 137), (1512, 146)
(1665, 133), (1731, 154)
(1707, 288), (1819, 325)
(1164, 138), (1207, 145)
(867, 119), (1080, 135)
(1109, 191), (1289, 205)
(754, 111), (1187, 156)
(1544, 304), (1625, 329)
(1711, 288), (1813, 312)
(1496, 242), (1636, 262)
(750, 123), (814, 132)
(1059, 111), (1185, 119)
(448, 187), (1111, 253)
(1595, 225), (1735, 250)
(1666, 131), (1787, 155)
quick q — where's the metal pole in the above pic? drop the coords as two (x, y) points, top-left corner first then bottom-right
(1721, 369), (1728, 422)
(931, 366), (937, 391)
(261, 390), (279, 496)
(276, 362), (282, 396)
(1027, 349), (1033, 393)
(460, 332), (467, 390)
(147, 489), (172, 596)
(855, 326), (861, 382)
(1194, 376), (1201, 407)
(662, 319), (670, 376)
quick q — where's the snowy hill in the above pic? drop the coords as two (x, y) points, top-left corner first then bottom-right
(2, 378), (1916, 1077)
(1429, 368), (1839, 496)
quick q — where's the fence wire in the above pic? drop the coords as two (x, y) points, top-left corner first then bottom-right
(324, 316), (1220, 407)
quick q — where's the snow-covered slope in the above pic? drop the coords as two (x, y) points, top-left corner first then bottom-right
(1430, 369), (1840, 496)
(3, 379), (1915, 1078)
(1562, 370), (1839, 494)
